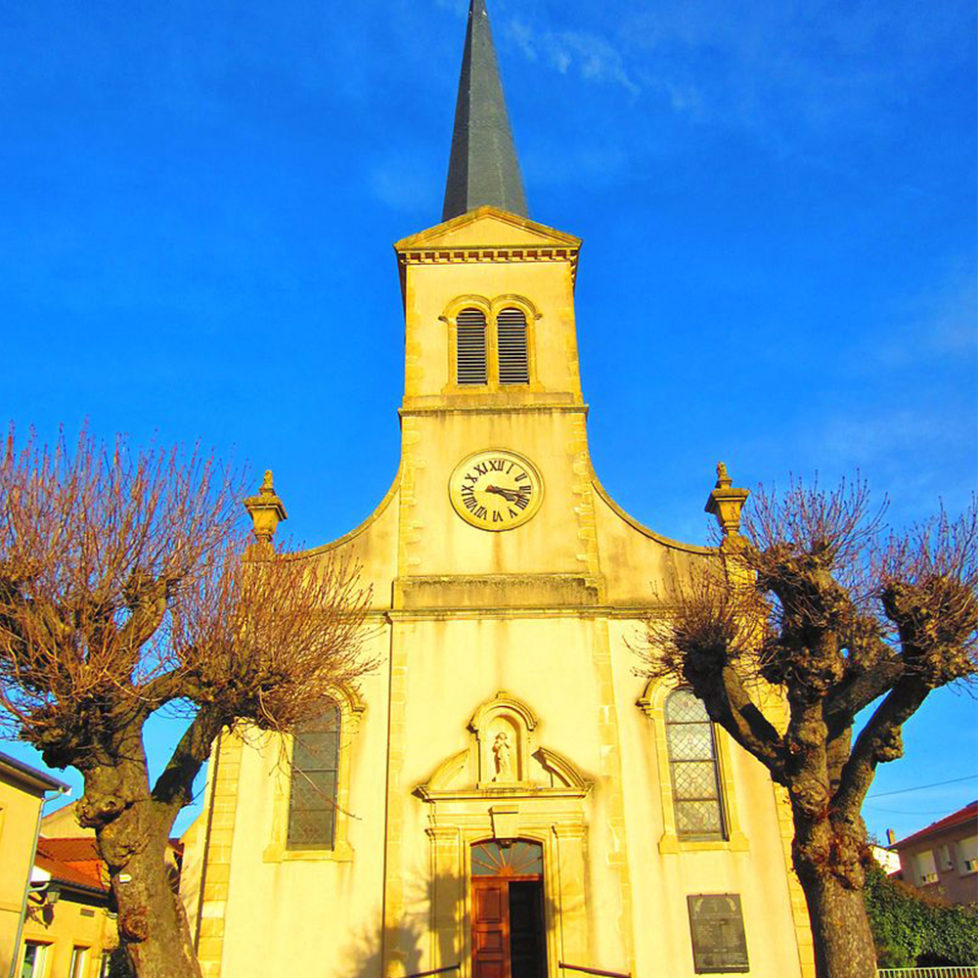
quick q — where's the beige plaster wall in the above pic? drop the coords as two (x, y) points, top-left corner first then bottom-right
(212, 631), (391, 978)
(0, 778), (42, 977)
(608, 619), (805, 978)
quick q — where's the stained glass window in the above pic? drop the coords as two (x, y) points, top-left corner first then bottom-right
(666, 688), (726, 841)
(471, 840), (544, 877)
(287, 699), (340, 849)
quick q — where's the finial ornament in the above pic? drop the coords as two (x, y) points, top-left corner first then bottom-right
(705, 461), (749, 547)
(243, 469), (288, 547)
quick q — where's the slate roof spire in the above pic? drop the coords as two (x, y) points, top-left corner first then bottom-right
(442, 0), (528, 221)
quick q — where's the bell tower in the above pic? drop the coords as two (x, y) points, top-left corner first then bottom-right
(391, 0), (597, 604)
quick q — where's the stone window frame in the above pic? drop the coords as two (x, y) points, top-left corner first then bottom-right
(637, 679), (748, 853)
(442, 294), (541, 393)
(263, 684), (365, 863)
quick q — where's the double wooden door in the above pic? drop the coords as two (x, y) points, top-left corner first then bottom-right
(472, 877), (547, 978)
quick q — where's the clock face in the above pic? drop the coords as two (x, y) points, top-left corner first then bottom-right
(449, 449), (543, 531)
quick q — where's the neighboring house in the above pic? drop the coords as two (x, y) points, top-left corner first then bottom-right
(18, 836), (118, 978)
(892, 800), (978, 906)
(870, 844), (901, 876)
(1, 781), (127, 978)
(0, 751), (68, 978)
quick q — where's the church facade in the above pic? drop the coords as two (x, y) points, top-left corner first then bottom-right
(180, 4), (815, 977)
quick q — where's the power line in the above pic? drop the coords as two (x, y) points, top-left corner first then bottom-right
(866, 775), (977, 800)
(864, 805), (961, 816)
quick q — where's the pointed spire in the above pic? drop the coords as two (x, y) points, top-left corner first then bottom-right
(442, 0), (528, 221)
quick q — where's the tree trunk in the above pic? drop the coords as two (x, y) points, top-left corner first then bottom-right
(80, 751), (202, 978)
(102, 818), (201, 978)
(794, 860), (878, 978)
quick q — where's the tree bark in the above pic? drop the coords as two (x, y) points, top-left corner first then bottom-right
(794, 858), (878, 978)
(79, 740), (203, 978)
(100, 811), (201, 978)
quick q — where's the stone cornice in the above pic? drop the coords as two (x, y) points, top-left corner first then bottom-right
(397, 244), (579, 281)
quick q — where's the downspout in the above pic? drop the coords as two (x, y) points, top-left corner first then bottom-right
(8, 783), (69, 978)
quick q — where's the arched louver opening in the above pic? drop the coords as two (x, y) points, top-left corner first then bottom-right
(496, 307), (529, 384)
(456, 308), (488, 385)
(665, 688), (726, 841)
(287, 699), (340, 849)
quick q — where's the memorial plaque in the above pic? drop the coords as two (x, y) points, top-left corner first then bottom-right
(687, 893), (749, 973)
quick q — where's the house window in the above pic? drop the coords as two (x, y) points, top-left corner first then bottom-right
(20, 942), (49, 978)
(959, 835), (978, 874)
(687, 894), (749, 973)
(456, 308), (488, 385)
(69, 947), (89, 978)
(496, 307), (529, 384)
(916, 849), (938, 884)
(287, 699), (341, 849)
(666, 688), (726, 841)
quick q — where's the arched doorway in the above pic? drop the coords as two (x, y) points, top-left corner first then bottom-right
(471, 840), (548, 978)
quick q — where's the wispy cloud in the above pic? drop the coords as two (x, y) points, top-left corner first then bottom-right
(505, 19), (639, 95)
(839, 261), (978, 373)
(367, 152), (439, 214)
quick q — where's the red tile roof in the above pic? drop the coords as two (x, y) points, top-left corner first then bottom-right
(35, 837), (109, 894)
(893, 800), (978, 849)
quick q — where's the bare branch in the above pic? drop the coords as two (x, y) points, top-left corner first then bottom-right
(642, 561), (786, 776)
(152, 706), (226, 815)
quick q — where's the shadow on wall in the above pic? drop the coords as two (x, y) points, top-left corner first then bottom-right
(337, 866), (561, 978)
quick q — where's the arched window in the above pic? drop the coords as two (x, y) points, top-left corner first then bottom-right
(665, 688), (726, 841)
(456, 307), (488, 385)
(496, 307), (529, 384)
(287, 699), (340, 849)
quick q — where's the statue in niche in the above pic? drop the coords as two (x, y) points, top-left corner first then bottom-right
(492, 731), (513, 781)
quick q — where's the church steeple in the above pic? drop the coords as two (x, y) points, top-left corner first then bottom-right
(442, 0), (528, 221)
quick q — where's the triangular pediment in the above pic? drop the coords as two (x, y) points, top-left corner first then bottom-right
(394, 206), (580, 253)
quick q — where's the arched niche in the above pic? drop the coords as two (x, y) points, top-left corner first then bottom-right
(469, 690), (538, 787)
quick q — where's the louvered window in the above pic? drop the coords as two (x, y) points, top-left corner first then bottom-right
(496, 307), (529, 384)
(287, 699), (340, 849)
(456, 308), (488, 385)
(666, 688), (726, 841)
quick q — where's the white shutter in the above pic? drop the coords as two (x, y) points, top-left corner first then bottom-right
(916, 849), (938, 883)
(959, 835), (978, 872)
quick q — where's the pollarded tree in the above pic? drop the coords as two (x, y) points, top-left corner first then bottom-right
(0, 431), (372, 978)
(640, 473), (977, 978)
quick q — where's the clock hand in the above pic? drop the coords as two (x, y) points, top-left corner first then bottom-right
(486, 485), (525, 502)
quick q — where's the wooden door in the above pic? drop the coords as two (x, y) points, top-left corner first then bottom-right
(472, 878), (510, 978)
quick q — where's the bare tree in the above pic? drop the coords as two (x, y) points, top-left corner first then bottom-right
(0, 431), (372, 978)
(640, 475), (978, 978)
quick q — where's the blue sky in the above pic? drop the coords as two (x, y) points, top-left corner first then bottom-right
(1, 0), (975, 841)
